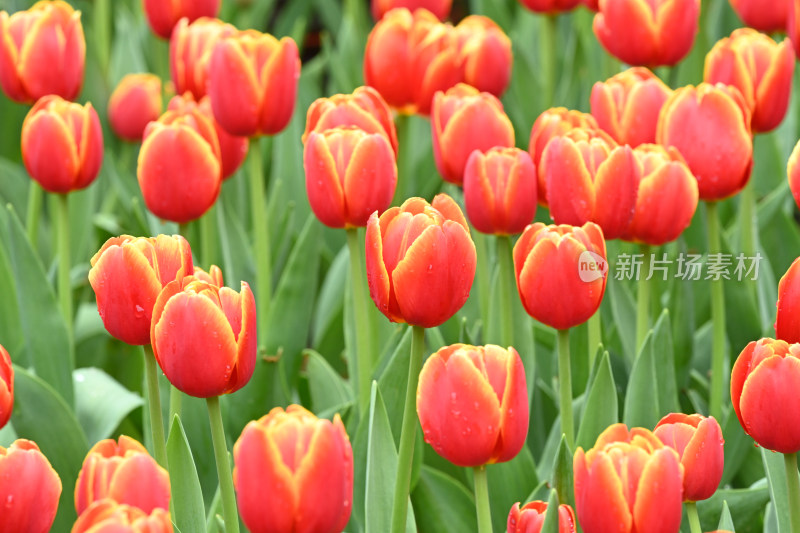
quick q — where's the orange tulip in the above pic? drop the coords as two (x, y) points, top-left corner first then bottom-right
(0, 439), (62, 533)
(452, 16), (513, 98)
(704, 28), (795, 134)
(234, 405), (353, 533)
(788, 139), (800, 213)
(372, 0), (452, 20)
(775, 256), (800, 343)
(169, 17), (236, 100)
(72, 499), (173, 533)
(518, 0), (581, 13)
(143, 0), (219, 39)
(0, 0), (85, 103)
(0, 345), (11, 430)
(108, 73), (163, 142)
(729, 0), (787, 33)
(507, 501), (577, 533)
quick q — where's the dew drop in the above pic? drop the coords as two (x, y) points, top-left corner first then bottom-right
(134, 304), (145, 318)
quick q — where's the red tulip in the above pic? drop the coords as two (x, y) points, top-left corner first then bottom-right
(791, 0), (800, 58)
(583, 0), (599, 10)
(21, 95), (103, 194)
(108, 73), (163, 142)
(0, 0), (85, 103)
(169, 17), (236, 100)
(431, 83), (515, 185)
(788, 139), (800, 213)
(72, 499), (173, 533)
(776, 256), (800, 343)
(463, 147), (538, 235)
(151, 275), (256, 397)
(234, 405), (353, 533)
(513, 222), (607, 330)
(143, 0), (220, 39)
(654, 413), (724, 502)
(304, 126), (397, 229)
(573, 424), (683, 533)
(417, 344), (529, 466)
(507, 501), (577, 533)
(0, 439), (62, 533)
(372, 0), (452, 20)
(593, 0), (700, 67)
(366, 194), (476, 328)
(729, 0), (787, 33)
(704, 28), (795, 134)
(0, 345), (11, 430)
(74, 435), (170, 515)
(517, 0), (582, 13)
(452, 16), (513, 98)
(731, 338), (800, 453)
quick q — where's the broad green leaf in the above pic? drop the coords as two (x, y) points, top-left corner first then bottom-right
(720, 405), (753, 486)
(697, 486), (769, 533)
(377, 326), (414, 445)
(651, 310), (679, 416)
(539, 489), (561, 533)
(623, 329), (660, 429)
(74, 367), (143, 444)
(576, 351), (618, 450)
(551, 435), (574, 508)
(487, 446), (539, 533)
(761, 448), (791, 533)
(718, 500), (735, 531)
(304, 349), (352, 414)
(0, 422), (17, 447)
(166, 415), (207, 533)
(412, 466), (476, 533)
(608, 277), (637, 364)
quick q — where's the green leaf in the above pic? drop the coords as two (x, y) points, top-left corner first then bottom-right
(576, 351), (618, 450)
(761, 448), (792, 533)
(74, 367), (143, 444)
(539, 489), (561, 533)
(487, 446), (539, 533)
(718, 500), (735, 531)
(412, 466), (476, 533)
(608, 274), (637, 364)
(651, 310), (679, 415)
(550, 435), (574, 508)
(303, 349), (353, 414)
(166, 415), (207, 533)
(697, 486), (770, 533)
(623, 329), (660, 429)
(377, 326), (414, 445)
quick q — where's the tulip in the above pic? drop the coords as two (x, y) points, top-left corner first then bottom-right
(193, 265), (224, 286)
(590, 67), (671, 147)
(0, 0), (85, 103)
(583, 0), (599, 10)
(653, 413), (724, 502)
(304, 126), (397, 229)
(624, 144), (698, 246)
(704, 28), (795, 134)
(208, 29), (300, 137)
(431, 83), (515, 185)
(507, 501), (577, 533)
(0, 345), (11, 430)
(137, 107), (222, 223)
(233, 405), (353, 533)
(656, 83), (753, 201)
(372, 0), (452, 20)
(729, 0), (787, 33)
(21, 95), (103, 194)
(452, 16), (513, 98)
(0, 439), (62, 533)
(573, 424), (683, 533)
(151, 275), (256, 397)
(513, 222), (607, 330)
(366, 194), (477, 328)
(731, 338), (800, 453)
(517, 0), (581, 12)
(72, 499), (173, 533)
(170, 17), (236, 100)
(788, 139), (800, 215)
(463, 147), (538, 235)
(542, 129), (639, 240)
(74, 435), (170, 515)
(143, 0), (220, 39)
(108, 73), (163, 142)
(791, 0), (800, 59)
(593, 0), (700, 67)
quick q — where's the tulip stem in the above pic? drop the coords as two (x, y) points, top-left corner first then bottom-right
(706, 201), (726, 422)
(473, 465), (493, 533)
(346, 227), (374, 415)
(56, 194), (73, 343)
(207, 396), (239, 533)
(587, 311), (601, 370)
(497, 235), (514, 348)
(143, 344), (168, 468)
(636, 244), (653, 353)
(390, 325), (426, 533)
(25, 181), (42, 247)
(474, 232), (491, 341)
(685, 501), (702, 533)
(540, 14), (558, 109)
(249, 138), (273, 345)
(201, 205), (217, 268)
(557, 328), (574, 450)
(785, 452), (800, 533)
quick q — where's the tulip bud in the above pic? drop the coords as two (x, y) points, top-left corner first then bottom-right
(593, 0), (700, 67)
(21, 95), (103, 194)
(729, 0), (787, 33)
(452, 16), (513, 98)
(304, 127), (397, 229)
(0, 439), (62, 533)
(366, 194), (477, 328)
(151, 275), (256, 397)
(731, 338), (800, 453)
(233, 405), (353, 533)
(704, 28), (795, 134)
(72, 499), (173, 533)
(777, 256), (800, 343)
(432, 83), (515, 185)
(108, 73), (163, 142)
(0, 0), (85, 103)
(372, 0), (452, 20)
(463, 147), (537, 235)
(513, 222), (607, 330)
(208, 30), (300, 137)
(417, 344), (529, 466)
(0, 345), (11, 430)
(507, 501), (577, 533)
(788, 139), (800, 214)
(170, 17), (236, 100)
(573, 424), (683, 533)
(143, 0), (220, 39)
(517, 0), (581, 13)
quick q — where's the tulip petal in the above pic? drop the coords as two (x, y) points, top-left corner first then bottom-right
(304, 131), (347, 228)
(259, 37), (299, 135)
(229, 282), (257, 394)
(209, 39), (261, 136)
(543, 138), (594, 226)
(0, 440), (61, 533)
(21, 108), (80, 193)
(632, 448), (683, 533)
(343, 134), (397, 227)
(492, 346), (529, 463)
(109, 454), (170, 514)
(573, 449), (632, 533)
(365, 211), (396, 322)
(591, 145), (639, 239)
(680, 417), (724, 501)
(776, 258), (800, 343)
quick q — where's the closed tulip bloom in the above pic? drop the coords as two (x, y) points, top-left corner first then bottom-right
(657, 83), (753, 201)
(0, 0), (85, 103)
(233, 405), (353, 533)
(21, 95), (103, 194)
(372, 0), (452, 20)
(507, 501), (577, 533)
(366, 194), (476, 327)
(170, 17), (236, 100)
(72, 499), (173, 533)
(624, 144), (698, 246)
(0, 345), (11, 430)
(108, 74), (163, 142)
(137, 108), (222, 223)
(518, 0), (581, 12)
(590, 67), (671, 147)
(304, 127), (397, 229)
(513, 222), (607, 330)
(593, 0), (700, 67)
(729, 0), (787, 33)
(143, 0), (220, 39)
(89, 234), (194, 345)
(704, 28), (795, 134)
(731, 338), (800, 453)
(452, 16), (513, 98)
(0, 439), (62, 533)
(417, 344), (529, 466)
(573, 424), (683, 533)
(432, 83), (515, 185)
(74, 436), (170, 515)
(463, 147), (538, 235)
(776, 256), (800, 343)
(151, 275), (256, 397)
(208, 30), (300, 137)
(788, 140), (800, 213)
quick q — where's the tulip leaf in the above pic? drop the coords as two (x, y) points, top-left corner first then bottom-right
(303, 349), (353, 414)
(377, 326), (414, 445)
(166, 415), (207, 533)
(576, 351), (618, 450)
(623, 327), (660, 429)
(74, 367), (144, 444)
(550, 435), (574, 508)
(761, 448), (792, 533)
(608, 273), (637, 364)
(411, 466), (476, 533)
(697, 486), (770, 533)
(539, 488), (561, 533)
(718, 500), (735, 531)
(650, 310), (679, 415)
(311, 245), (347, 357)
(487, 446), (539, 533)
(720, 404), (753, 487)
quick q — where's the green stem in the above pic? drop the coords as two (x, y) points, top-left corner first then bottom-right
(170, 385), (182, 423)
(785, 452), (800, 533)
(346, 227), (374, 415)
(474, 232), (491, 341)
(685, 501), (702, 533)
(497, 235), (514, 348)
(540, 14), (558, 110)
(178, 223), (190, 240)
(557, 328), (574, 450)
(587, 311), (601, 370)
(740, 180), (755, 258)
(25, 181), (42, 247)
(706, 201), (726, 422)
(390, 325), (426, 533)
(636, 244), (653, 353)
(143, 345), (167, 468)
(394, 114), (413, 204)
(473, 465), (492, 533)
(93, 0), (110, 77)
(56, 194), (72, 343)
(249, 139), (272, 343)
(206, 396), (239, 533)
(201, 204), (217, 268)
